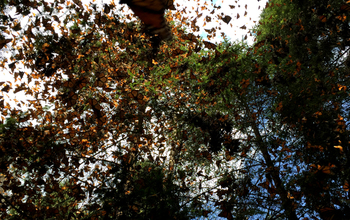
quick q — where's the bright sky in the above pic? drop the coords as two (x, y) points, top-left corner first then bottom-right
(174, 0), (268, 44)
(100, 0), (268, 44)
(0, 0), (268, 114)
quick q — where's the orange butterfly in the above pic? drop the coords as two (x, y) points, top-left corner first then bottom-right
(120, 0), (176, 41)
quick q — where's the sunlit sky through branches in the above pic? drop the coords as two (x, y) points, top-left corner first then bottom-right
(1, 0), (267, 111)
(175, 0), (268, 44)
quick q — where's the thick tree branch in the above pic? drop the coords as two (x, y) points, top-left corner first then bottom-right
(244, 102), (298, 220)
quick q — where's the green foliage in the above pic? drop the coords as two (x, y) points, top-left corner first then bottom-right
(93, 161), (192, 219)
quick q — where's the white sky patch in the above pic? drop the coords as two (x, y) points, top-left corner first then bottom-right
(94, 0), (267, 44)
(174, 0), (268, 44)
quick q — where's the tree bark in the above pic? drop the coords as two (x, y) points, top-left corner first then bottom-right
(245, 103), (299, 220)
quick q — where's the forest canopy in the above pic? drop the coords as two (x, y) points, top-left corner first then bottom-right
(0, 0), (350, 219)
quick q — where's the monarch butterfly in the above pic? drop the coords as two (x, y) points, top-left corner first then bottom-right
(162, 72), (171, 79)
(120, 0), (176, 41)
(77, 77), (88, 89)
(65, 93), (78, 108)
(319, 15), (327, 22)
(172, 48), (186, 56)
(221, 15), (232, 24)
(203, 40), (217, 50)
(183, 33), (198, 43)
(340, 4), (350, 11)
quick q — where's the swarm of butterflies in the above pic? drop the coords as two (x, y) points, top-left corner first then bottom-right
(120, 0), (176, 41)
